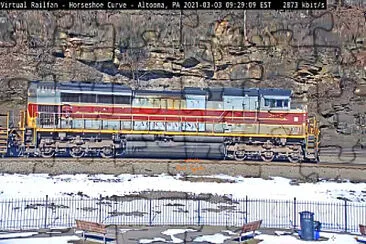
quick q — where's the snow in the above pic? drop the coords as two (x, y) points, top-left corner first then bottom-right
(0, 231), (362, 244)
(0, 173), (364, 234)
(120, 228), (139, 233)
(161, 231), (360, 244)
(0, 173), (365, 202)
(161, 229), (197, 243)
(0, 235), (80, 244)
(193, 233), (231, 243)
(139, 237), (167, 243)
(259, 232), (358, 244)
(241, 231), (261, 236)
(357, 236), (366, 242)
(0, 232), (38, 239)
(221, 230), (236, 235)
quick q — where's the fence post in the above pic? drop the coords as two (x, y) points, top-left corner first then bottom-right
(98, 194), (102, 223)
(44, 195), (48, 229)
(149, 198), (152, 226)
(197, 199), (201, 226)
(344, 200), (348, 232)
(245, 195), (248, 224)
(293, 197), (297, 229)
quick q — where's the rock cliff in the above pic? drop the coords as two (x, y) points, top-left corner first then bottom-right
(0, 1), (365, 148)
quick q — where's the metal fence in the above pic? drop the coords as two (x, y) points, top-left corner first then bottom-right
(0, 195), (365, 234)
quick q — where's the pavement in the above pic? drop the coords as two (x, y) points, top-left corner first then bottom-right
(1, 225), (283, 244)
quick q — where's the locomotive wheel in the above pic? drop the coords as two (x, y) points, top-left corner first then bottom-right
(234, 150), (247, 161)
(261, 150), (274, 162)
(288, 153), (301, 163)
(40, 147), (55, 158)
(70, 146), (85, 158)
(100, 146), (115, 158)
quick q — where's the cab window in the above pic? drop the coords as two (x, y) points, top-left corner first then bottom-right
(265, 99), (289, 108)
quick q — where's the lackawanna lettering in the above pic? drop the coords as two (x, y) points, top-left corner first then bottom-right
(137, 1), (166, 9)
(0, 1), (27, 8)
(30, 1), (58, 8)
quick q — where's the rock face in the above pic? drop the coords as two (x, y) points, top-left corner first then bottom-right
(0, 2), (365, 148)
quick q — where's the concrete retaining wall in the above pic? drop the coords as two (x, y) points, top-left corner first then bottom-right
(0, 158), (365, 182)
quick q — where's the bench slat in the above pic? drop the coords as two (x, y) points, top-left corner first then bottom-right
(75, 220), (107, 234)
(241, 220), (262, 234)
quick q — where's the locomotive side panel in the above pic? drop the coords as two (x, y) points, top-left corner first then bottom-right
(20, 81), (319, 162)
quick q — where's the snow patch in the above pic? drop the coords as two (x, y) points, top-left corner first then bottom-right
(193, 233), (231, 243)
(139, 237), (167, 243)
(0, 173), (366, 202)
(161, 229), (197, 243)
(0, 232), (38, 239)
(0, 235), (80, 244)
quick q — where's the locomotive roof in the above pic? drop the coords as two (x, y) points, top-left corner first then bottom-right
(30, 81), (292, 97)
(31, 81), (132, 93)
(255, 88), (292, 97)
(207, 87), (291, 100)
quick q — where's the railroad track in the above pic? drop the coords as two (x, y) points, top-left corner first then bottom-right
(0, 156), (365, 181)
(0, 156), (365, 168)
(319, 147), (366, 155)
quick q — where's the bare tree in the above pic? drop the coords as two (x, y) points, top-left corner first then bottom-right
(118, 37), (149, 88)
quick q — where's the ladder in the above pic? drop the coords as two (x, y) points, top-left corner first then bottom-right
(0, 127), (7, 155)
(305, 117), (320, 161)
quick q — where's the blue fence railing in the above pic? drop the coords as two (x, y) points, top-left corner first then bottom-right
(0, 195), (365, 234)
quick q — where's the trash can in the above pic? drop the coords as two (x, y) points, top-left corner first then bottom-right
(299, 211), (315, 241)
(313, 221), (321, 240)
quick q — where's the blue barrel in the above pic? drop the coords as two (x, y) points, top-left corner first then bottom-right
(299, 211), (314, 240)
(313, 221), (321, 240)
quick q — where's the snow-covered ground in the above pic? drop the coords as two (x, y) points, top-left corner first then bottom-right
(0, 229), (364, 244)
(0, 173), (365, 202)
(0, 235), (80, 244)
(138, 229), (364, 244)
(0, 173), (364, 234)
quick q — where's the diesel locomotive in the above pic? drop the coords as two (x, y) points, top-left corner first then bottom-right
(0, 81), (320, 162)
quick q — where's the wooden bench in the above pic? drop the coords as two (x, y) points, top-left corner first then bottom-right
(75, 220), (115, 243)
(238, 220), (263, 243)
